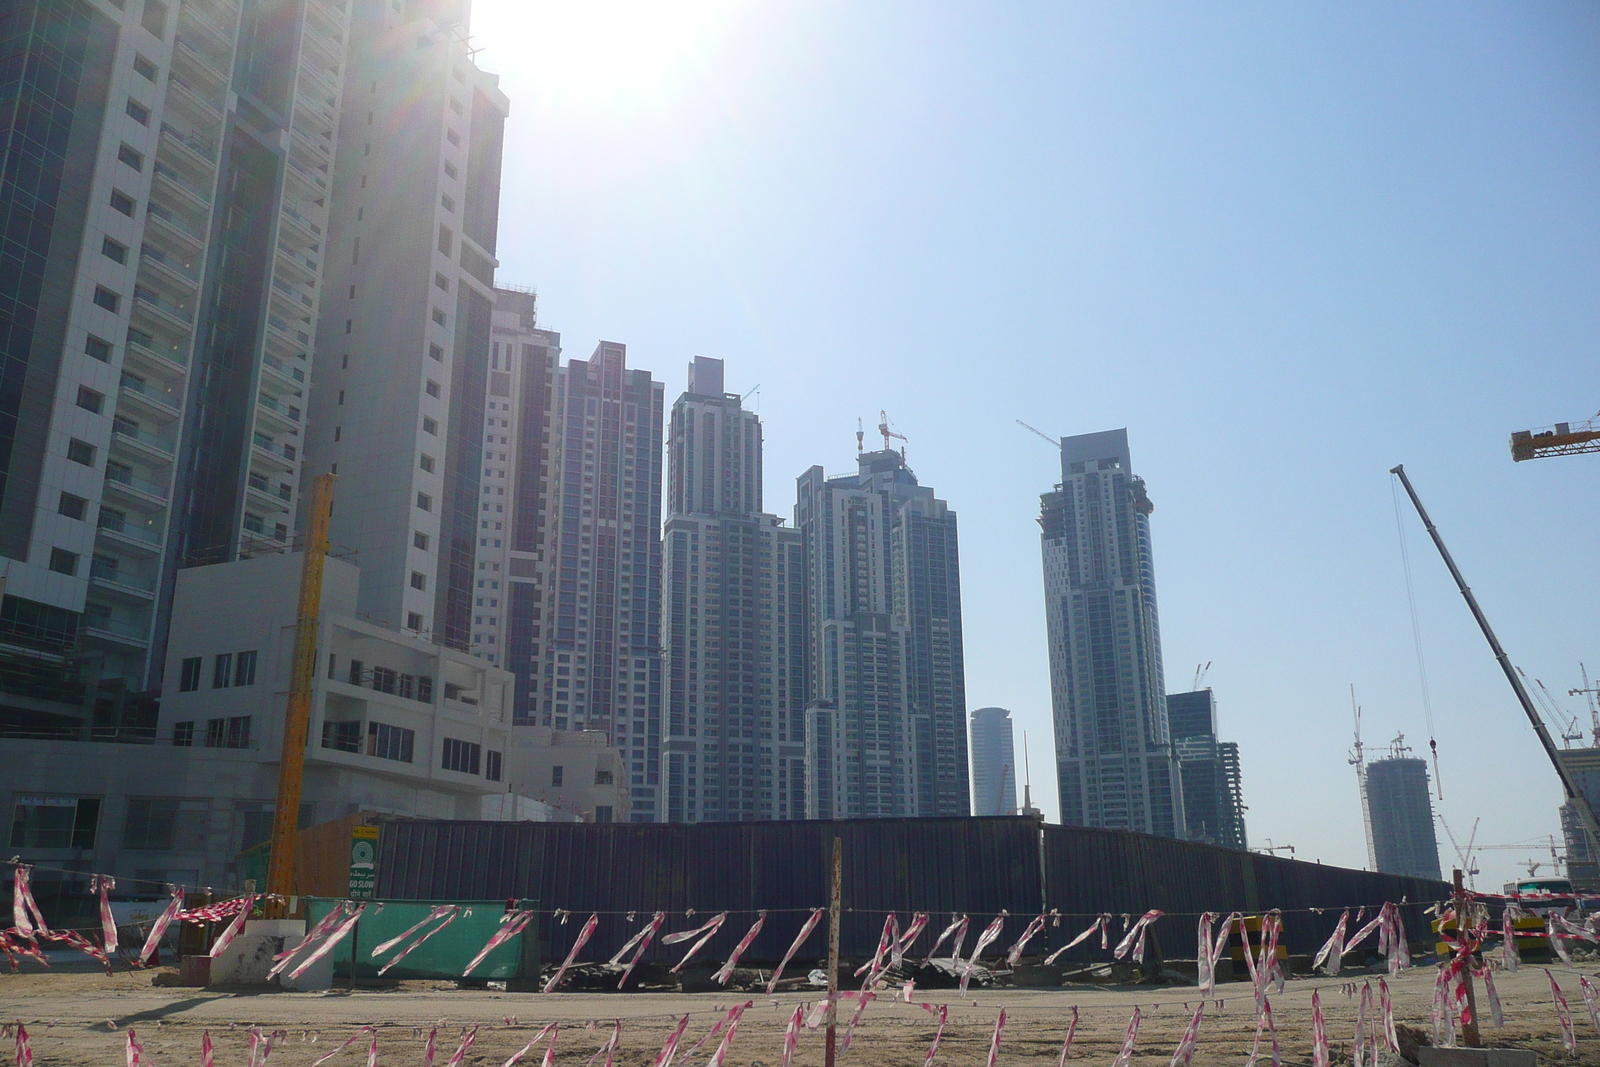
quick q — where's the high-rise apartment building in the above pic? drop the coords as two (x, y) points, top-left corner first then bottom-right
(538, 342), (664, 821)
(1166, 688), (1247, 849)
(1557, 747), (1600, 888)
(969, 707), (1018, 816)
(796, 445), (968, 819)
(661, 357), (805, 822)
(467, 287), (558, 722)
(1, 0), (351, 730)
(1040, 429), (1184, 837)
(302, 0), (508, 650)
(1364, 747), (1441, 881)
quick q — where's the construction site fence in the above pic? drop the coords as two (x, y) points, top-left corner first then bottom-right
(372, 815), (1451, 963)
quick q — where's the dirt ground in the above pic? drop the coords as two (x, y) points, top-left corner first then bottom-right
(1, 961), (1595, 1066)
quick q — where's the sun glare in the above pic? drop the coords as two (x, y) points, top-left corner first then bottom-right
(476, 0), (738, 107)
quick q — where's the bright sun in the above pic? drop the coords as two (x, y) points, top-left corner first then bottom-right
(472, 0), (740, 107)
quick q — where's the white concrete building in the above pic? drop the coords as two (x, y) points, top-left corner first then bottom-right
(301, 0), (509, 651)
(0, 0), (351, 724)
(2, 548), (514, 890)
(504, 727), (631, 823)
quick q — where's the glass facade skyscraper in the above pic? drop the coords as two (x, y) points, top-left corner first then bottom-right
(1040, 428), (1184, 837)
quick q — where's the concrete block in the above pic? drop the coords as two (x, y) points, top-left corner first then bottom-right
(208, 920), (307, 988)
(1418, 1047), (1537, 1067)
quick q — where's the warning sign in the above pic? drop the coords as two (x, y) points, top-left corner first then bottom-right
(348, 825), (378, 899)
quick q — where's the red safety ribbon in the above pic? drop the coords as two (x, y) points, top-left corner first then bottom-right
(543, 913), (600, 992)
(766, 908), (823, 994)
(712, 911), (765, 985)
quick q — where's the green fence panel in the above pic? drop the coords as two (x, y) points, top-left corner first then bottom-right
(304, 898), (528, 980)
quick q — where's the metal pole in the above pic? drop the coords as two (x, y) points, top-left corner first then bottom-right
(825, 836), (842, 1067)
(265, 474), (336, 918)
(1453, 869), (1481, 1048)
(1390, 464), (1600, 853)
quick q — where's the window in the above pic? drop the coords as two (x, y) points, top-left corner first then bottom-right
(124, 797), (207, 850)
(434, 272), (449, 292)
(441, 194), (455, 212)
(140, 0), (168, 37)
(551, 765), (564, 787)
(446, 128), (460, 147)
(67, 438), (95, 466)
(410, 571), (427, 591)
(48, 548), (78, 576)
(109, 190), (135, 216)
(595, 768), (613, 785)
(327, 653), (337, 680)
(172, 721), (194, 747)
(407, 611), (425, 631)
(76, 386), (103, 413)
(431, 308), (446, 326)
(322, 720), (361, 753)
(426, 379), (443, 399)
(93, 285), (121, 311)
(429, 343), (443, 362)
(416, 675), (433, 702)
(117, 143), (144, 171)
(419, 454), (434, 473)
(348, 659), (364, 685)
(235, 650), (257, 686)
(594, 805), (613, 824)
(368, 721), (415, 762)
(58, 493), (86, 520)
(442, 738), (481, 775)
(179, 656), (202, 692)
(10, 796), (100, 849)
(203, 716), (251, 748)
(416, 491), (432, 511)
(443, 161), (457, 179)
(101, 236), (127, 263)
(437, 225), (452, 255)
(133, 54), (157, 80)
(413, 531), (430, 550)
(486, 750), (503, 782)
(213, 652), (233, 688)
(125, 98), (150, 124)
(85, 335), (112, 362)
(422, 417), (437, 435)
(371, 666), (397, 694)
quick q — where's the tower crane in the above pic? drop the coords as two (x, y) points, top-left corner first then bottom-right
(1349, 687), (1377, 871)
(1015, 419), (1060, 448)
(1570, 663), (1600, 747)
(1510, 413), (1600, 461)
(877, 410), (907, 456)
(1192, 662), (1212, 690)
(1437, 815), (1482, 883)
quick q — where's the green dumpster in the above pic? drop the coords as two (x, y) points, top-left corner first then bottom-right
(304, 898), (533, 980)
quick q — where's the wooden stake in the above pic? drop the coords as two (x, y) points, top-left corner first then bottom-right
(1454, 869), (1481, 1048)
(825, 836), (842, 1067)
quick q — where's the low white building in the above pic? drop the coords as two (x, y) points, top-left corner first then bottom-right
(3, 551), (517, 890)
(506, 727), (631, 823)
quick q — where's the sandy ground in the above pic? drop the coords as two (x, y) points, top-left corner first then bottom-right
(1, 961), (1595, 1066)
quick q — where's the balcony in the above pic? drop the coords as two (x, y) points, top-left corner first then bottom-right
(262, 352), (308, 385)
(252, 433), (297, 470)
(145, 198), (206, 248)
(151, 160), (213, 212)
(279, 205), (322, 240)
(132, 285), (194, 331)
(164, 71), (223, 124)
(125, 333), (188, 372)
(97, 514), (164, 551)
(81, 612), (151, 647)
(112, 419), (177, 462)
(104, 465), (171, 505)
(89, 560), (157, 600)
(118, 373), (182, 418)
(256, 391), (302, 431)
(172, 36), (230, 88)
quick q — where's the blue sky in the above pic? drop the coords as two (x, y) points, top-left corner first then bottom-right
(470, 1), (1600, 888)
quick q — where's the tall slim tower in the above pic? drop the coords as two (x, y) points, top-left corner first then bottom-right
(1040, 429), (1184, 837)
(466, 287), (558, 725)
(797, 445), (968, 819)
(1167, 688), (1248, 849)
(539, 342), (664, 821)
(1364, 739), (1442, 880)
(969, 707), (1018, 816)
(302, 0), (508, 649)
(662, 358), (805, 822)
(0, 0), (351, 727)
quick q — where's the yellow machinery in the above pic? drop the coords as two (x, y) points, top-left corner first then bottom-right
(1510, 415), (1600, 462)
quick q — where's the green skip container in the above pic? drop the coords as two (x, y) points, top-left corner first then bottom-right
(303, 898), (537, 981)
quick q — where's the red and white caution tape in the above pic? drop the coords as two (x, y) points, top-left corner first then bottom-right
(767, 909), (823, 994)
(921, 1003), (949, 1067)
(960, 913), (1008, 995)
(1044, 915), (1109, 966)
(377, 907), (460, 977)
(892, 912), (929, 968)
(208, 893), (258, 959)
(544, 913), (600, 992)
(713, 911), (765, 984)
(1313, 910), (1349, 977)
(652, 1016), (690, 1067)
(841, 991), (876, 1052)
(1550, 970), (1578, 1052)
(445, 1027), (479, 1067)
(94, 875), (118, 959)
(583, 1022), (620, 1067)
(1311, 990), (1329, 1067)
(1379, 978), (1400, 1053)
(501, 1022), (557, 1067)
(926, 914), (968, 963)
(663, 912), (727, 973)
(1244, 998), (1280, 1067)
(137, 886), (184, 966)
(1110, 1007), (1141, 1067)
(287, 903), (367, 981)
(371, 905), (455, 958)
(985, 1008), (1007, 1067)
(177, 898), (251, 924)
(1168, 1002), (1203, 1067)
(311, 1027), (376, 1067)
(15, 1022), (33, 1067)
(423, 1028), (438, 1067)
(705, 1001), (752, 1067)
(610, 911), (665, 989)
(1005, 915), (1047, 967)
(1581, 976), (1600, 1037)
(464, 909), (534, 978)
(200, 1031), (213, 1067)
(781, 1005), (804, 1067)
(266, 903), (348, 978)
(857, 913), (899, 983)
(1113, 910), (1163, 964)
(126, 1029), (147, 1067)
(1055, 1006), (1078, 1067)
(1352, 983), (1372, 1067)
(12, 866), (48, 938)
